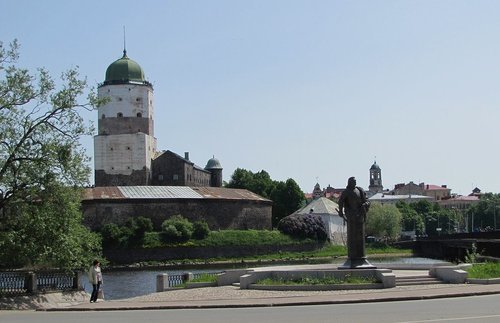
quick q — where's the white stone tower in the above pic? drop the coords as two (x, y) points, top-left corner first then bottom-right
(94, 50), (157, 186)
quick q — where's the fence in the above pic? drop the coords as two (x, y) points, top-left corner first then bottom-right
(0, 270), (82, 296)
(157, 271), (221, 291)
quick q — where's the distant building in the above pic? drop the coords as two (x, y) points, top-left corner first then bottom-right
(368, 161), (383, 195)
(437, 194), (480, 211)
(389, 182), (451, 201)
(306, 183), (343, 201)
(369, 192), (434, 205)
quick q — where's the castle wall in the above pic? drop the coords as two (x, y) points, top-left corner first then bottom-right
(82, 198), (272, 231)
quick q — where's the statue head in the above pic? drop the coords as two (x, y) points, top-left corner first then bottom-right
(347, 176), (356, 189)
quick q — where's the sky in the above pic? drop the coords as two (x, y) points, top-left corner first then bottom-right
(1, 0), (500, 195)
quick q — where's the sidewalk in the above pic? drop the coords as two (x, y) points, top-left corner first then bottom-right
(41, 268), (500, 312)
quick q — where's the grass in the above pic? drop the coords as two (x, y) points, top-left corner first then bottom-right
(143, 230), (311, 248)
(190, 273), (218, 283)
(466, 262), (500, 279)
(131, 230), (411, 266)
(256, 275), (378, 286)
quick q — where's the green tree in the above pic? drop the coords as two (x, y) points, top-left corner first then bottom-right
(0, 40), (101, 269)
(467, 193), (500, 231)
(0, 185), (101, 269)
(396, 201), (424, 235)
(366, 203), (402, 241)
(270, 178), (305, 227)
(226, 168), (305, 228)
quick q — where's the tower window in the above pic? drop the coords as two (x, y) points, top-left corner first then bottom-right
(137, 112), (142, 117)
(117, 112), (123, 118)
(101, 114), (106, 119)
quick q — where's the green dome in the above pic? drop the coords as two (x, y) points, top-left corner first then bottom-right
(205, 156), (222, 170)
(104, 51), (146, 84)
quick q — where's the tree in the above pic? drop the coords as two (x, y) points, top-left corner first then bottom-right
(366, 203), (402, 241)
(0, 185), (101, 269)
(467, 193), (500, 231)
(270, 178), (305, 227)
(396, 201), (424, 235)
(226, 168), (305, 228)
(0, 39), (101, 268)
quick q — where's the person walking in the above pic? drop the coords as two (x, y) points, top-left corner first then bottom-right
(89, 259), (103, 303)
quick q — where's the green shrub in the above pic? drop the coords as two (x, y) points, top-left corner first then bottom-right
(161, 215), (193, 243)
(101, 223), (128, 248)
(192, 220), (210, 240)
(277, 214), (327, 241)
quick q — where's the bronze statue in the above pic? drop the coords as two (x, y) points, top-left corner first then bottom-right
(337, 177), (375, 269)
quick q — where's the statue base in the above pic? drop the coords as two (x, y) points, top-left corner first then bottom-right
(338, 257), (376, 269)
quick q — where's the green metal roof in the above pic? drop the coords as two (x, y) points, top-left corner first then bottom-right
(205, 157), (222, 170)
(104, 51), (145, 84)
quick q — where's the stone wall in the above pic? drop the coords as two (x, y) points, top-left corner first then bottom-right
(94, 168), (150, 187)
(103, 243), (322, 264)
(82, 198), (272, 231)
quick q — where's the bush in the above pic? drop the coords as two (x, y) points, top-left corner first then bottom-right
(101, 217), (154, 248)
(101, 223), (128, 248)
(161, 215), (193, 243)
(277, 214), (328, 242)
(192, 220), (210, 240)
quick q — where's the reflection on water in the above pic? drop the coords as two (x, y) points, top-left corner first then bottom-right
(81, 257), (445, 300)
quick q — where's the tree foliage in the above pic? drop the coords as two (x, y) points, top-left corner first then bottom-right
(160, 215), (194, 243)
(467, 193), (500, 232)
(101, 216), (153, 248)
(366, 203), (402, 241)
(0, 39), (101, 268)
(0, 185), (101, 269)
(226, 168), (305, 227)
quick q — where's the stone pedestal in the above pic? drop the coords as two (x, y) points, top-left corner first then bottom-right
(338, 257), (376, 269)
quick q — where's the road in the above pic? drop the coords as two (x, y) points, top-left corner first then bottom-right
(2, 294), (500, 323)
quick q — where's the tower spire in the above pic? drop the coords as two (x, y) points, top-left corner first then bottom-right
(122, 26), (127, 58)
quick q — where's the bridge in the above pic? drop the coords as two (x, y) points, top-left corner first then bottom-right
(395, 231), (500, 261)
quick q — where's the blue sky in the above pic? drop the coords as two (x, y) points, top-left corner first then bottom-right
(2, 0), (500, 195)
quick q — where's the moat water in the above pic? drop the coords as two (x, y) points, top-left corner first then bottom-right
(81, 257), (448, 300)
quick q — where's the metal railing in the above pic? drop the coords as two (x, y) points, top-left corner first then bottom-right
(0, 270), (81, 296)
(166, 272), (220, 288)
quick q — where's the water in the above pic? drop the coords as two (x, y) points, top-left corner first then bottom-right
(81, 269), (220, 300)
(82, 257), (445, 300)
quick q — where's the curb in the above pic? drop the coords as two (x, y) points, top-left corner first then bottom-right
(38, 288), (500, 312)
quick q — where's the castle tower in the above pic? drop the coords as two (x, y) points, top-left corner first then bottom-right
(205, 156), (223, 187)
(94, 50), (157, 186)
(368, 161), (383, 194)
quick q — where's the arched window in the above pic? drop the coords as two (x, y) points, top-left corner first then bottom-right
(101, 114), (106, 119)
(137, 112), (142, 117)
(117, 112), (123, 118)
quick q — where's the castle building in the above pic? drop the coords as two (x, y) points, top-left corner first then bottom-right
(93, 50), (222, 187)
(83, 50), (271, 231)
